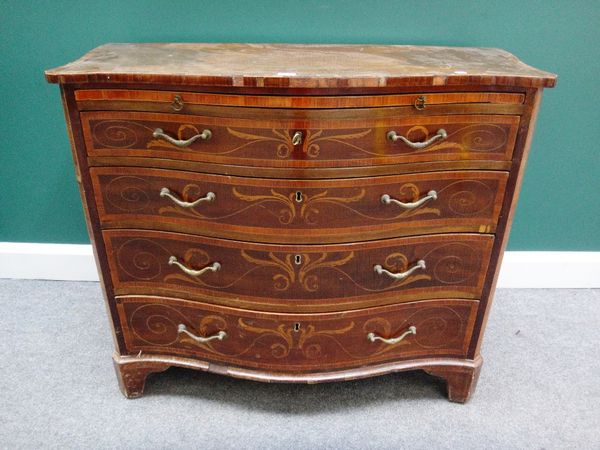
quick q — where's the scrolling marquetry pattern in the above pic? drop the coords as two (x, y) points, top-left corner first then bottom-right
(90, 119), (510, 160)
(225, 127), (373, 158)
(231, 187), (367, 225)
(112, 236), (486, 300)
(124, 301), (473, 368)
(100, 175), (499, 226)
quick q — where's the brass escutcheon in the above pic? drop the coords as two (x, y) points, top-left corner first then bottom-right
(414, 95), (426, 110)
(171, 95), (184, 111)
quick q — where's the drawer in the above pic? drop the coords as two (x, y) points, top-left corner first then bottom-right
(118, 296), (479, 371)
(92, 167), (508, 242)
(104, 229), (494, 312)
(82, 110), (520, 168)
(75, 89), (525, 109)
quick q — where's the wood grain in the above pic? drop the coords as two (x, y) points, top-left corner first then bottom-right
(467, 89), (545, 358)
(112, 352), (482, 400)
(75, 89), (525, 108)
(113, 357), (170, 399)
(86, 156), (513, 178)
(46, 43), (555, 401)
(82, 110), (520, 168)
(63, 81), (532, 97)
(58, 86), (128, 353)
(45, 43), (556, 88)
(91, 167), (507, 243)
(424, 357), (482, 403)
(117, 296), (479, 372)
(104, 230), (494, 312)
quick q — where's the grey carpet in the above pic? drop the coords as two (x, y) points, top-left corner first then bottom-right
(0, 280), (598, 449)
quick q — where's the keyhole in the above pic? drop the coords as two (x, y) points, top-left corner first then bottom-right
(295, 191), (303, 203)
(294, 323), (301, 332)
(294, 254), (302, 265)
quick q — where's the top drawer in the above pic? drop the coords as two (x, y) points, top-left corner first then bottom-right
(82, 110), (519, 168)
(75, 89), (525, 110)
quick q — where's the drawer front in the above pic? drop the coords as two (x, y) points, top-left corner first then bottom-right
(82, 111), (519, 168)
(75, 89), (525, 109)
(104, 230), (493, 312)
(91, 167), (508, 243)
(118, 296), (479, 371)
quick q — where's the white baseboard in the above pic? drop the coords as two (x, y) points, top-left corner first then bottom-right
(0, 243), (98, 282)
(0, 243), (598, 288)
(495, 251), (599, 288)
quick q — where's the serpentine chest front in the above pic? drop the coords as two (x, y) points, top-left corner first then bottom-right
(46, 43), (555, 402)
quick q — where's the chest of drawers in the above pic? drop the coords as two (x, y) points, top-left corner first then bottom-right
(46, 43), (555, 402)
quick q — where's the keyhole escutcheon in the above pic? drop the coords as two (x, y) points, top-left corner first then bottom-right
(292, 131), (303, 146)
(171, 95), (184, 111)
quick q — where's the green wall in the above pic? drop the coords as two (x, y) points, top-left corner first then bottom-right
(1, 0), (598, 249)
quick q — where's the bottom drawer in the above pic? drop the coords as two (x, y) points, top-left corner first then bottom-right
(118, 296), (478, 372)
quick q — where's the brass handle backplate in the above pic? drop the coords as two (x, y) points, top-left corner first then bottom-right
(367, 326), (417, 345)
(381, 190), (438, 210)
(178, 324), (227, 343)
(168, 256), (221, 277)
(152, 128), (212, 147)
(387, 129), (447, 149)
(160, 188), (216, 208)
(374, 259), (426, 281)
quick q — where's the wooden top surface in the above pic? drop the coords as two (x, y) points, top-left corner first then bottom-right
(45, 43), (556, 88)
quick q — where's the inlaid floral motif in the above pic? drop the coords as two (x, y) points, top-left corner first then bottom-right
(239, 250), (355, 292)
(231, 188), (366, 225)
(103, 174), (498, 225)
(386, 124), (508, 154)
(91, 119), (510, 160)
(112, 236), (486, 297)
(125, 302), (472, 365)
(231, 189), (298, 225)
(226, 127), (373, 158)
(115, 240), (479, 293)
(362, 306), (464, 353)
(302, 129), (373, 158)
(237, 319), (356, 359)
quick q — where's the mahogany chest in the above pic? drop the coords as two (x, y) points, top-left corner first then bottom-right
(46, 43), (555, 402)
